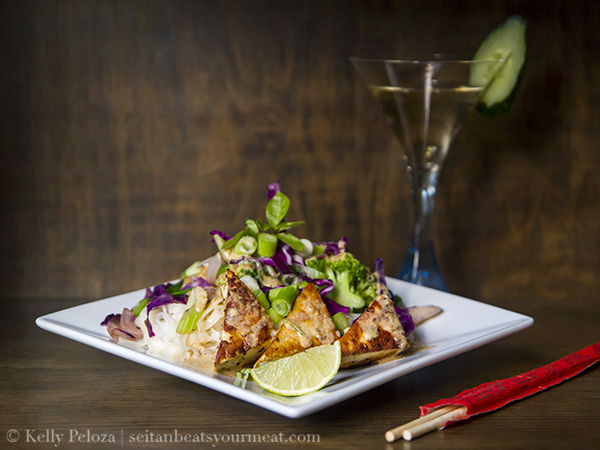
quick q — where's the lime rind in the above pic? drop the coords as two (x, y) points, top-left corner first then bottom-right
(250, 341), (341, 397)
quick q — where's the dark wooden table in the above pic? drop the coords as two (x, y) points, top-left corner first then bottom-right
(2, 296), (599, 449)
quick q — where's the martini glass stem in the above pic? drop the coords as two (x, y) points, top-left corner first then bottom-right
(400, 166), (449, 291)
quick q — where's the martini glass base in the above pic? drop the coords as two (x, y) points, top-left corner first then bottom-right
(396, 243), (449, 292)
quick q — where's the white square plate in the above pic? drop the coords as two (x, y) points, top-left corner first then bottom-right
(36, 278), (533, 418)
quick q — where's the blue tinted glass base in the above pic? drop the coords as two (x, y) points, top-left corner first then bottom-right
(396, 244), (449, 292)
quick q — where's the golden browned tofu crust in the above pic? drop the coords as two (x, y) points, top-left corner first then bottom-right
(339, 294), (408, 368)
(214, 270), (273, 373)
(254, 283), (340, 367)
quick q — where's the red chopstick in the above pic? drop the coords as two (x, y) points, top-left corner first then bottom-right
(386, 341), (600, 442)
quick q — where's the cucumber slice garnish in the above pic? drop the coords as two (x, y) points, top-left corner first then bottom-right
(470, 15), (526, 117)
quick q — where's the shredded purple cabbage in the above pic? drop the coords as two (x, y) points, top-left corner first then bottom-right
(182, 276), (213, 290)
(315, 237), (347, 256)
(395, 306), (415, 336)
(146, 296), (184, 311)
(141, 282), (187, 337)
(309, 278), (334, 297)
(145, 317), (154, 337)
(289, 257), (334, 296)
(374, 258), (415, 335)
(375, 258), (386, 287)
(280, 245), (293, 266)
(262, 246), (293, 274)
(267, 181), (280, 200)
(229, 256), (252, 266)
(260, 257), (277, 268)
(323, 297), (350, 316)
(210, 229), (231, 242)
(261, 284), (288, 293)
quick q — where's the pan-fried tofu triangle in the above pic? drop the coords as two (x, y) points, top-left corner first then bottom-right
(214, 270), (273, 373)
(339, 294), (408, 368)
(255, 283), (340, 367)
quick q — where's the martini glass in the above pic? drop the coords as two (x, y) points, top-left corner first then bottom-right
(351, 56), (504, 291)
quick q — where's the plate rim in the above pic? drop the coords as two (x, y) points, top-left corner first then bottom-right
(35, 278), (534, 418)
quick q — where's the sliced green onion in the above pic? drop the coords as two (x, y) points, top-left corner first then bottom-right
(257, 232), (277, 257)
(300, 265), (327, 280)
(271, 298), (291, 317)
(222, 229), (248, 250)
(185, 290), (198, 308)
(256, 293), (270, 311)
(168, 288), (193, 297)
(132, 298), (149, 317)
(312, 244), (326, 256)
(176, 308), (203, 334)
(332, 312), (349, 335)
(234, 235), (257, 256)
(268, 285), (299, 306)
(176, 290), (205, 334)
(215, 264), (227, 280)
(213, 234), (229, 261)
(265, 307), (285, 324)
(235, 368), (251, 382)
(181, 261), (203, 278)
(165, 280), (184, 294)
(240, 275), (270, 310)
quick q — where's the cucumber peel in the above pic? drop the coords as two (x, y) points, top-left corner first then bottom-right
(470, 15), (526, 117)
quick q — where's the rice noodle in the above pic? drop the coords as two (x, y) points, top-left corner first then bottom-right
(146, 303), (188, 357)
(131, 286), (225, 366)
(184, 291), (225, 360)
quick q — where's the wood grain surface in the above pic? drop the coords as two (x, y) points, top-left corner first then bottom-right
(2, 297), (599, 449)
(1, 0), (599, 305)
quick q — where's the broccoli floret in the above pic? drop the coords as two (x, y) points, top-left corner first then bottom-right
(308, 253), (377, 310)
(327, 268), (364, 309)
(305, 257), (328, 273)
(329, 253), (368, 280)
(356, 272), (378, 304)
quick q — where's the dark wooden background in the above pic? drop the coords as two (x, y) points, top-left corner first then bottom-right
(1, 0), (599, 308)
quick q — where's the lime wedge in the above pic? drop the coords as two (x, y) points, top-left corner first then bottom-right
(250, 341), (341, 396)
(470, 15), (526, 117)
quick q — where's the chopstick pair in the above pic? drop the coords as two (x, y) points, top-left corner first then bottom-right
(385, 341), (600, 442)
(385, 405), (467, 442)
